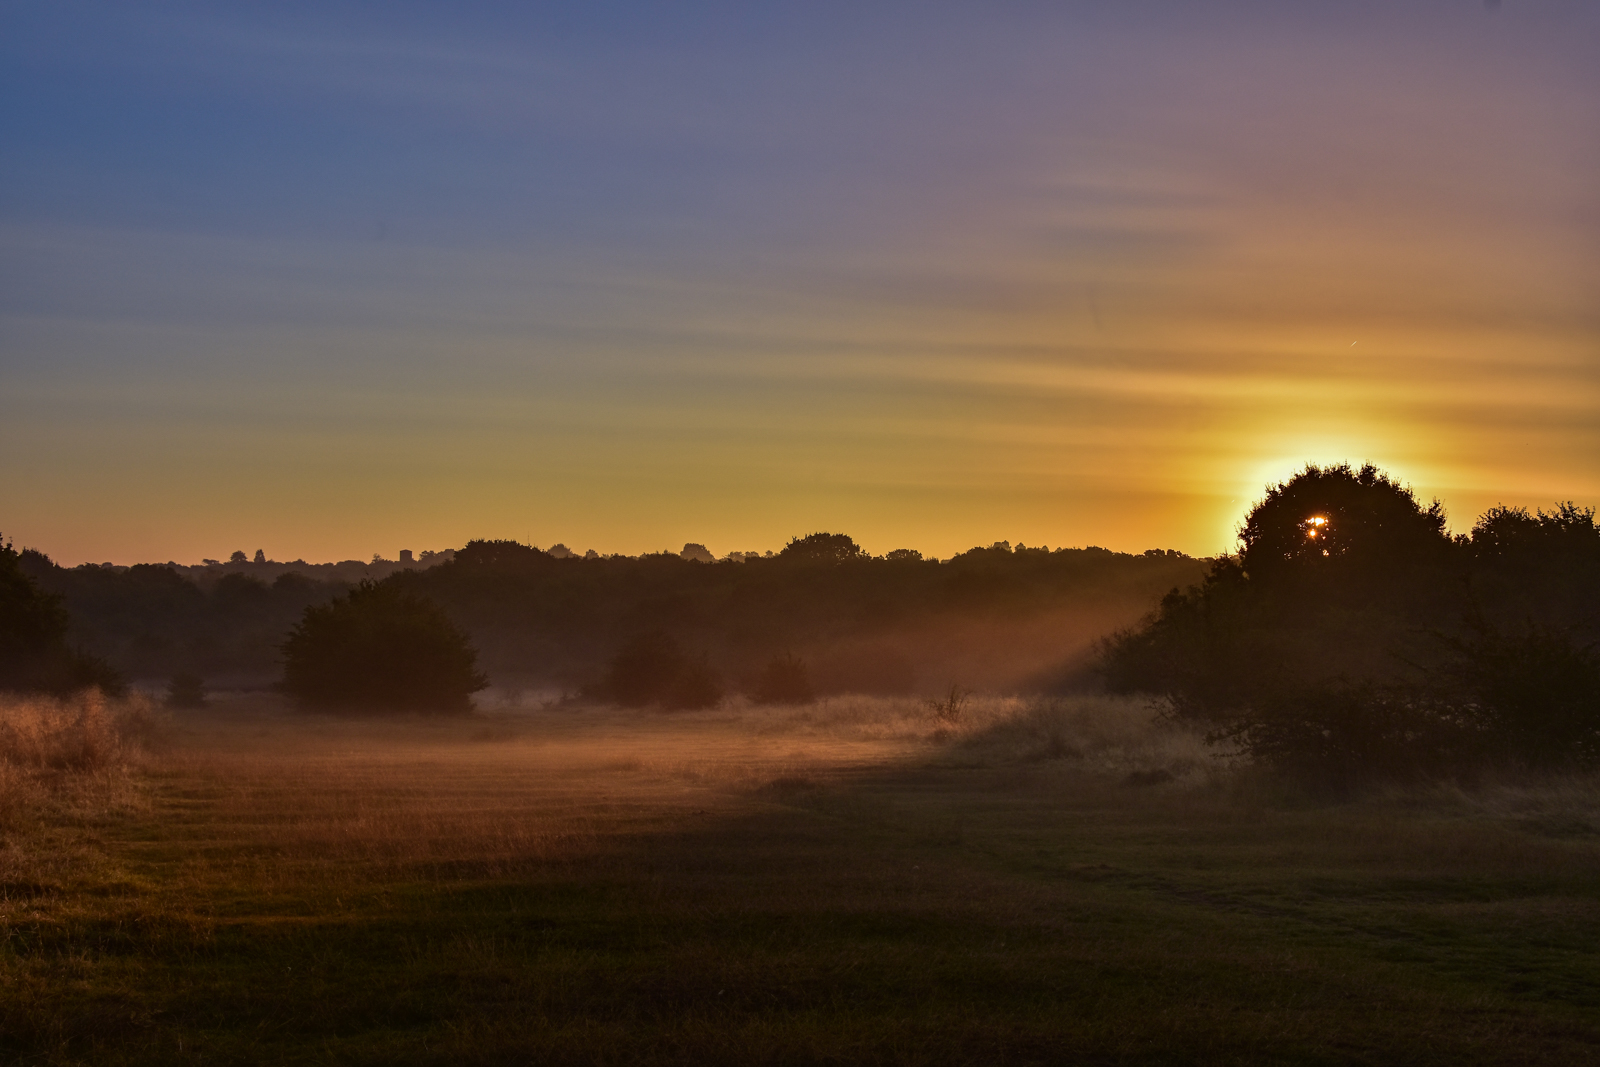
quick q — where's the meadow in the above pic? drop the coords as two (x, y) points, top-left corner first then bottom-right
(3, 690), (1599, 1065)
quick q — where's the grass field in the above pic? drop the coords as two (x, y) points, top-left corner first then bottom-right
(3, 691), (1599, 1065)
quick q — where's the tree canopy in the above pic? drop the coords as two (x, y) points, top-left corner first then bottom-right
(280, 581), (486, 714)
(0, 534), (124, 695)
(1101, 466), (1600, 778)
(778, 532), (869, 564)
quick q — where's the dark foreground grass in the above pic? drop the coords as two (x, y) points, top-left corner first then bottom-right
(2, 697), (1598, 1065)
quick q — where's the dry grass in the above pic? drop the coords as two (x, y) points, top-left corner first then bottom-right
(0, 689), (158, 773)
(0, 690), (160, 830)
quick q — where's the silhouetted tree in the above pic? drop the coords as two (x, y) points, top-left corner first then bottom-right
(603, 630), (723, 709)
(664, 657), (724, 710)
(1238, 463), (1450, 589)
(0, 534), (125, 695)
(280, 581), (486, 714)
(1103, 464), (1458, 722)
(779, 532), (867, 564)
(605, 631), (685, 706)
(1102, 465), (1600, 776)
(18, 530), (1208, 700)
(751, 652), (814, 705)
(1466, 502), (1600, 635)
(1441, 619), (1600, 768)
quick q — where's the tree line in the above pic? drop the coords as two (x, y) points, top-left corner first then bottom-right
(1100, 464), (1600, 779)
(6, 531), (1205, 698)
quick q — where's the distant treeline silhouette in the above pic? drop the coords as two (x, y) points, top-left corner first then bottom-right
(1100, 464), (1600, 778)
(11, 533), (1205, 696)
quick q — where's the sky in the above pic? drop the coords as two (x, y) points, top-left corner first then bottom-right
(3, 1), (1597, 565)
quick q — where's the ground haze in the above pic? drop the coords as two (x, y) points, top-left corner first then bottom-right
(3, 691), (1598, 1064)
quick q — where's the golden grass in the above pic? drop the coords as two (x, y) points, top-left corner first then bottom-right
(0, 690), (158, 831)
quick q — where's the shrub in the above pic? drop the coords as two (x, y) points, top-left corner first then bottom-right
(280, 581), (486, 714)
(751, 652), (814, 705)
(603, 631), (723, 709)
(664, 658), (725, 710)
(1208, 683), (1471, 783)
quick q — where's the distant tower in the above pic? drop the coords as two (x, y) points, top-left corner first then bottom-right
(399, 549), (414, 564)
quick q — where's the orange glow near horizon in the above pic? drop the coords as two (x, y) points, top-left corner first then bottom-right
(2, 6), (1596, 567)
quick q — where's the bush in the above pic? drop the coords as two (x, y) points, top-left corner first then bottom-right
(280, 581), (486, 714)
(603, 631), (723, 709)
(1443, 623), (1600, 768)
(750, 652), (814, 705)
(1208, 683), (1470, 783)
(664, 658), (725, 710)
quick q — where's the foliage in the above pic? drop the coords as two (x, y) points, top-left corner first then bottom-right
(280, 581), (486, 714)
(603, 630), (724, 709)
(22, 531), (1206, 695)
(1237, 463), (1451, 591)
(750, 652), (814, 705)
(663, 657), (725, 710)
(1206, 683), (1470, 783)
(0, 535), (125, 696)
(605, 631), (689, 706)
(1441, 621), (1600, 768)
(18, 551), (339, 681)
(778, 532), (868, 564)
(1102, 465), (1600, 776)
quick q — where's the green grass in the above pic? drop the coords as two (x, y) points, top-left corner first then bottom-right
(3, 695), (1598, 1065)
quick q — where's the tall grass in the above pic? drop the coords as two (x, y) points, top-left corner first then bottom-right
(0, 689), (157, 772)
(0, 689), (159, 834)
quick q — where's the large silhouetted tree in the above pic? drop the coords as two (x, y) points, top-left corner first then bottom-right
(1103, 464), (1457, 720)
(0, 534), (124, 695)
(280, 581), (486, 714)
(1102, 465), (1600, 777)
(1237, 463), (1452, 593)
